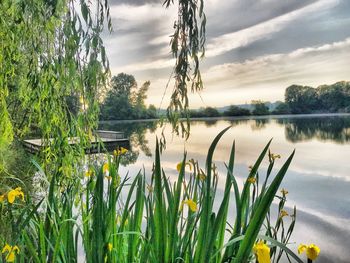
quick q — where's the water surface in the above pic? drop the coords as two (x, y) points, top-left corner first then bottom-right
(100, 114), (350, 263)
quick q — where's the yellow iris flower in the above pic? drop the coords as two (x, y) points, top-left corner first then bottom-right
(247, 177), (256, 184)
(176, 162), (192, 173)
(280, 188), (289, 196)
(253, 241), (270, 263)
(2, 244), (20, 262)
(271, 153), (281, 161)
(198, 172), (206, 181)
(103, 163), (109, 174)
(280, 210), (289, 218)
(298, 244), (320, 261)
(85, 169), (93, 177)
(107, 243), (113, 252)
(113, 147), (128, 157)
(181, 199), (197, 212)
(7, 187), (24, 204)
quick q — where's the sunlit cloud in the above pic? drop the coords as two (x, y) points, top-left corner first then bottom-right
(104, 0), (350, 107)
(206, 0), (339, 57)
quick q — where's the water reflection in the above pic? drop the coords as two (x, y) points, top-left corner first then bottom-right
(99, 120), (158, 165)
(100, 115), (350, 165)
(250, 118), (270, 131)
(277, 116), (350, 144)
(99, 115), (350, 262)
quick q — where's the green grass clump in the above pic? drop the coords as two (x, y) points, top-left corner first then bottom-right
(0, 128), (303, 262)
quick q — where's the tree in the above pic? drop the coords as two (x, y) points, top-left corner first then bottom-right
(132, 81), (151, 119)
(112, 73), (137, 97)
(272, 102), (291, 115)
(317, 81), (350, 112)
(223, 105), (250, 116)
(285, 85), (319, 113)
(100, 74), (155, 120)
(100, 73), (135, 120)
(252, 100), (270, 116)
(147, 104), (158, 119)
(203, 107), (220, 117)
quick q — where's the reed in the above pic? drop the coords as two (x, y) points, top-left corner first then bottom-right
(1, 128), (313, 262)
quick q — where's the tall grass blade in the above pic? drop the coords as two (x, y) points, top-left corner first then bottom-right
(233, 150), (295, 263)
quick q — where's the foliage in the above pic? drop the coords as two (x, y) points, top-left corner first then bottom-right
(0, 129), (303, 263)
(252, 101), (270, 116)
(285, 86), (318, 114)
(0, 0), (113, 180)
(285, 81), (350, 114)
(100, 73), (158, 120)
(272, 103), (291, 115)
(223, 105), (251, 117)
(165, 0), (206, 138)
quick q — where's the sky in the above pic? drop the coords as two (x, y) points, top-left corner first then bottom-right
(102, 0), (350, 108)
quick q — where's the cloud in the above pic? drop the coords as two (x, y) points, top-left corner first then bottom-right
(194, 38), (350, 105)
(143, 37), (350, 107)
(102, 0), (350, 108)
(206, 0), (340, 57)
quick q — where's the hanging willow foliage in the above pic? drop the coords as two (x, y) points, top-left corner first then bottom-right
(164, 0), (206, 139)
(0, 0), (206, 176)
(0, 0), (112, 178)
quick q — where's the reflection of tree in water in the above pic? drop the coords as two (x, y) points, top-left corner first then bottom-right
(99, 121), (158, 165)
(277, 117), (350, 144)
(250, 119), (270, 131)
(203, 119), (218, 127)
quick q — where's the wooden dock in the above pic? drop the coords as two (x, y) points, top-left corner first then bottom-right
(23, 130), (129, 154)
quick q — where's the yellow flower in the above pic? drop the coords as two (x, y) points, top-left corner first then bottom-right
(107, 243), (113, 252)
(298, 244), (320, 261)
(119, 147), (128, 154)
(2, 244), (20, 262)
(247, 177), (256, 184)
(269, 151), (281, 162)
(198, 172), (206, 181)
(85, 169), (93, 177)
(176, 161), (192, 172)
(253, 241), (270, 263)
(280, 210), (289, 218)
(114, 147), (128, 157)
(271, 153), (281, 161)
(7, 187), (24, 204)
(103, 163), (109, 174)
(181, 199), (197, 212)
(280, 188), (288, 196)
(105, 175), (112, 180)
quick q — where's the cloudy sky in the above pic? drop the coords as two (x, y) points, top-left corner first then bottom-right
(102, 0), (350, 108)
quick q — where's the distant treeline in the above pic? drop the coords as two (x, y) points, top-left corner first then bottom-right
(188, 81), (350, 118)
(187, 101), (268, 118)
(99, 77), (350, 121)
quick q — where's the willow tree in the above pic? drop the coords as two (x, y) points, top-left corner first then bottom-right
(1, 0), (112, 178)
(0, 0), (206, 177)
(165, 0), (206, 138)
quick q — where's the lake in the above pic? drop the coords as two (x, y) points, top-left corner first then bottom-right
(100, 114), (350, 263)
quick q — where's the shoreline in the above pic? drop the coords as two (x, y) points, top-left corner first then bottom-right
(99, 112), (350, 124)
